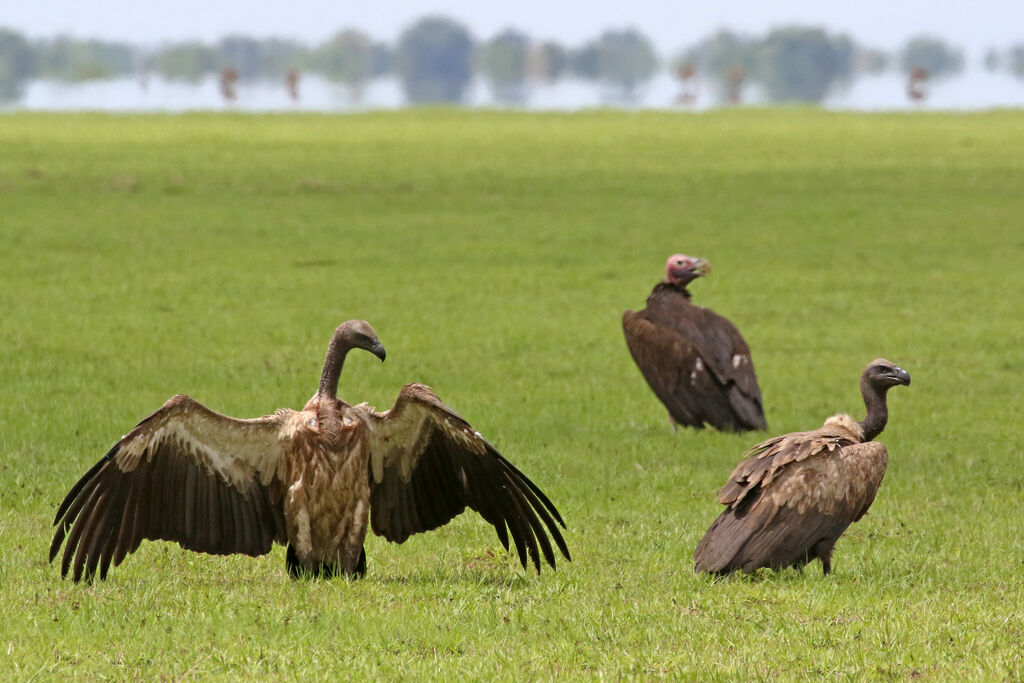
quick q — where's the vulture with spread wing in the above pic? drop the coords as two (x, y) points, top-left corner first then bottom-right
(693, 359), (910, 576)
(50, 320), (570, 582)
(623, 254), (766, 432)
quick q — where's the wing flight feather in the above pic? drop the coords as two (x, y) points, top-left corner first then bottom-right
(357, 383), (569, 573)
(50, 394), (292, 582)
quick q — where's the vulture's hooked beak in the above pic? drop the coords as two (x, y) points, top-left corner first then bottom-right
(370, 340), (386, 362)
(895, 367), (910, 386)
(691, 258), (711, 276)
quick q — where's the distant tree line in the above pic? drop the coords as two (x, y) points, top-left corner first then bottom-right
(0, 19), (1012, 106)
(985, 44), (1024, 79)
(678, 29), (973, 104)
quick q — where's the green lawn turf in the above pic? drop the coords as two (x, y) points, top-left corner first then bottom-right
(0, 109), (1022, 678)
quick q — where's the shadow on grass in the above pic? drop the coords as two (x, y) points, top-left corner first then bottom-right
(694, 565), (835, 586)
(373, 566), (535, 590)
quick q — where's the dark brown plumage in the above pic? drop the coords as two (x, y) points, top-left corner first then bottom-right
(50, 320), (569, 582)
(693, 359), (910, 576)
(623, 254), (766, 432)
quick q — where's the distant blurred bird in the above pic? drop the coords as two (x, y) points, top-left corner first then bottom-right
(674, 62), (698, 106)
(623, 254), (767, 432)
(907, 67), (929, 103)
(219, 67), (238, 102)
(693, 359), (910, 576)
(50, 320), (569, 582)
(727, 65), (745, 105)
(285, 69), (300, 102)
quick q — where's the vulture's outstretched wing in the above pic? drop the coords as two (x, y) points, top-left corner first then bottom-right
(694, 425), (888, 574)
(50, 395), (291, 582)
(356, 383), (570, 573)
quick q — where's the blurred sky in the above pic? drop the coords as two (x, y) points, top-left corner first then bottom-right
(5, 1), (1023, 58)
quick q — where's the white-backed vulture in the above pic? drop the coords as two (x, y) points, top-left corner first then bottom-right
(50, 320), (570, 582)
(693, 359), (910, 576)
(622, 254), (766, 432)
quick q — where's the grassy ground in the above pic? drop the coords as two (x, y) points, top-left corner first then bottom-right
(0, 109), (1022, 679)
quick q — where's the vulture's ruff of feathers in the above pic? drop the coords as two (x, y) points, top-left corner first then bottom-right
(693, 359), (910, 576)
(623, 254), (766, 432)
(50, 321), (570, 582)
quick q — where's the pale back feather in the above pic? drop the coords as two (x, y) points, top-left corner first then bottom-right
(114, 394), (294, 488)
(718, 414), (864, 508)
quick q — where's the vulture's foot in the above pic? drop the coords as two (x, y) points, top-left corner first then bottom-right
(286, 544), (366, 580)
(285, 543), (307, 579)
(813, 539), (835, 576)
(354, 547), (367, 578)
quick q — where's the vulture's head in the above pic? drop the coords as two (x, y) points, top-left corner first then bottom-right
(665, 253), (711, 288)
(336, 320), (387, 361)
(863, 358), (911, 390)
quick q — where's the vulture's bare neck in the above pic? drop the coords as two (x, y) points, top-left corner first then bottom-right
(655, 281), (693, 301)
(317, 335), (352, 400)
(858, 378), (889, 442)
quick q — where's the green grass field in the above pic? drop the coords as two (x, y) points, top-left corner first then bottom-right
(1, 109), (1022, 679)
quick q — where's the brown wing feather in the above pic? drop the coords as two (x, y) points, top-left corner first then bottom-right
(690, 308), (756, 388)
(356, 383), (570, 573)
(829, 442), (889, 522)
(50, 394), (291, 582)
(695, 493), (843, 573)
(623, 286), (766, 431)
(717, 416), (864, 508)
(694, 308), (766, 429)
(697, 498), (851, 574)
(623, 310), (706, 427)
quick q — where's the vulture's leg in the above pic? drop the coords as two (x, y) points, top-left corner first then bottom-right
(814, 539), (835, 576)
(333, 547), (366, 579)
(310, 548), (366, 580)
(285, 544), (337, 580)
(353, 546), (366, 578)
(285, 545), (365, 580)
(285, 543), (303, 579)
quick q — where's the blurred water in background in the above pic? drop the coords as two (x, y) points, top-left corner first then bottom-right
(8, 68), (1024, 113)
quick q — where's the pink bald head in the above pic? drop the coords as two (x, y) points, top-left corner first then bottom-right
(665, 253), (711, 287)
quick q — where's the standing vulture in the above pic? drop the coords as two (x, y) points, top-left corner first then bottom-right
(50, 320), (570, 582)
(693, 359), (910, 576)
(622, 254), (767, 432)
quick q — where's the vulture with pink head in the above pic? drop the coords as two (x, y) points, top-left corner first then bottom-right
(623, 254), (767, 432)
(50, 320), (570, 582)
(693, 359), (910, 576)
